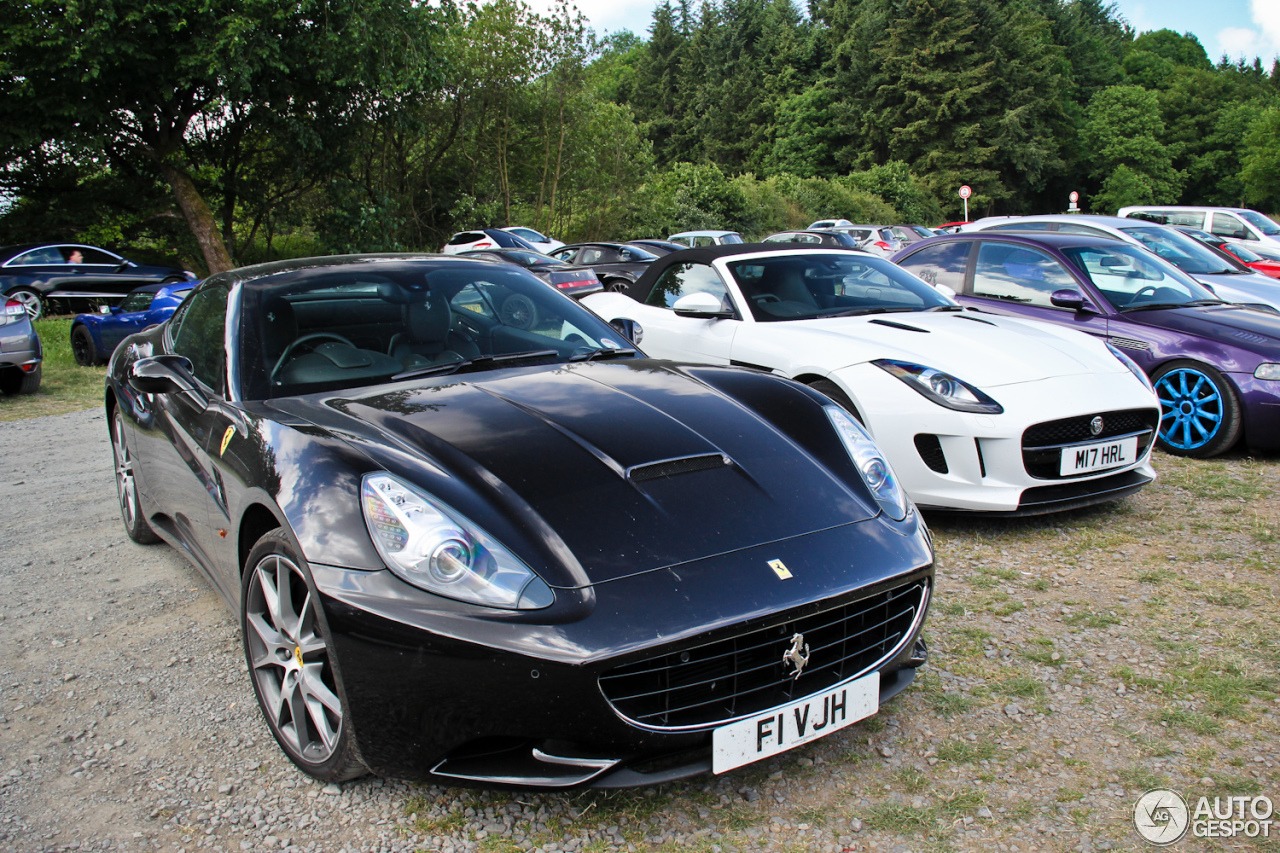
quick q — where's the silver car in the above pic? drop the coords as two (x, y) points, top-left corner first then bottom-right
(1, 295), (42, 395)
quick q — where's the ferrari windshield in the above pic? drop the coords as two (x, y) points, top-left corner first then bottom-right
(1062, 245), (1220, 311)
(238, 260), (632, 399)
(726, 253), (954, 322)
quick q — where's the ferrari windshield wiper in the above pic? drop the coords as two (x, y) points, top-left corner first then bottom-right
(926, 305), (965, 312)
(392, 350), (559, 381)
(567, 347), (638, 362)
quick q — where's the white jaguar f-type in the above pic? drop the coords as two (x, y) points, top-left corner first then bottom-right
(584, 244), (1161, 514)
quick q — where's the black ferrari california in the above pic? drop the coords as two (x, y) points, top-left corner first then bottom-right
(106, 254), (933, 787)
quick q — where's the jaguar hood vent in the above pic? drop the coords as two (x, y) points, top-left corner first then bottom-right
(628, 453), (732, 483)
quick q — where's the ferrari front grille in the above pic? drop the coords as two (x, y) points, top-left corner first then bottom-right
(598, 578), (929, 730)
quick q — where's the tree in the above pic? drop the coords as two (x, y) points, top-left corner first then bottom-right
(1240, 106), (1280, 210)
(1081, 85), (1182, 212)
(0, 0), (443, 273)
(827, 0), (1070, 215)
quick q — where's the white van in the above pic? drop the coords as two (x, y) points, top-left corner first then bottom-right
(1117, 206), (1280, 249)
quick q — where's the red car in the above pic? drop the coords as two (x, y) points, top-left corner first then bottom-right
(1176, 227), (1280, 279)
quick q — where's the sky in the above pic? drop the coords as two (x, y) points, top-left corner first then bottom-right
(524, 0), (1280, 65)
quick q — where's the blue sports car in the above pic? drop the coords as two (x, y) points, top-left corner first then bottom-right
(71, 282), (195, 366)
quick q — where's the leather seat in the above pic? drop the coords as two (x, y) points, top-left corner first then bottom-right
(389, 296), (480, 368)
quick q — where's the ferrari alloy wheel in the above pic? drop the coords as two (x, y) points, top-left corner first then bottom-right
(242, 530), (365, 782)
(72, 326), (100, 366)
(1152, 361), (1241, 458)
(605, 279), (630, 293)
(112, 409), (160, 544)
(9, 288), (42, 320)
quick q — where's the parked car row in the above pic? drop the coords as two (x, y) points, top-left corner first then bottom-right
(84, 203), (1280, 791)
(893, 229), (1280, 458)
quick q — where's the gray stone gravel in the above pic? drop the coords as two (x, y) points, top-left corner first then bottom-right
(1, 408), (1277, 853)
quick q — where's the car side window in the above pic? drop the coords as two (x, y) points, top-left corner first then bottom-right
(989, 221), (1053, 231)
(69, 247), (119, 264)
(1168, 212), (1205, 227)
(119, 291), (155, 313)
(693, 237), (715, 247)
(170, 284), (229, 394)
(973, 243), (1076, 308)
(1055, 223), (1108, 237)
(13, 247), (64, 265)
(1211, 213), (1251, 240)
(550, 248), (577, 262)
(645, 262), (733, 311)
(580, 248), (605, 265)
(897, 242), (971, 292)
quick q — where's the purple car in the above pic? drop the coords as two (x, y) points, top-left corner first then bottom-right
(893, 232), (1280, 458)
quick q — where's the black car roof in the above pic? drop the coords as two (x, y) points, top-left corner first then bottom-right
(630, 242), (838, 295)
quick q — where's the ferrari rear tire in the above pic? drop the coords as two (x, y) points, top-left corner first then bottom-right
(242, 530), (366, 783)
(808, 379), (865, 424)
(111, 409), (161, 544)
(1151, 360), (1241, 458)
(72, 325), (101, 366)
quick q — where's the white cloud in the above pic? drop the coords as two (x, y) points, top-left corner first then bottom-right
(1215, 0), (1280, 63)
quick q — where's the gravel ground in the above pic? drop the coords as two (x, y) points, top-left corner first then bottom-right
(1, 408), (1277, 853)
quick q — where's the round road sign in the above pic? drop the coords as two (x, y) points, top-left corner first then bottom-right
(1069, 191), (1079, 203)
(959, 185), (972, 199)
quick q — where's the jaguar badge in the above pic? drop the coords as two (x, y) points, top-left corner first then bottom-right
(782, 633), (810, 680)
(1090, 416), (1104, 436)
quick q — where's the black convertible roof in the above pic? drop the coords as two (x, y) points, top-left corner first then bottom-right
(626, 242), (841, 299)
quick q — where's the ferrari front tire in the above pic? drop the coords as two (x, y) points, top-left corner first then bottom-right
(111, 409), (161, 543)
(242, 529), (366, 782)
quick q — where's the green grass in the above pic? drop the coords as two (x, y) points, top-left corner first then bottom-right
(0, 317), (107, 422)
(936, 739), (997, 764)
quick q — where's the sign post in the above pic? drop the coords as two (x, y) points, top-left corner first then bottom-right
(958, 185), (972, 222)
(1068, 191), (1079, 213)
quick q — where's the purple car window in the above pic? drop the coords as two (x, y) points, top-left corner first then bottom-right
(973, 243), (1075, 308)
(897, 242), (969, 291)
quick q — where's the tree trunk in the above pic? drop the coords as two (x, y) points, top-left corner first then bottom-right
(159, 160), (235, 274)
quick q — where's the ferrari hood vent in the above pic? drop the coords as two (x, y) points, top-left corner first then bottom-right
(628, 453), (732, 483)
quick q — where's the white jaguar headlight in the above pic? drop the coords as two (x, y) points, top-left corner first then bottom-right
(361, 473), (554, 610)
(825, 406), (910, 521)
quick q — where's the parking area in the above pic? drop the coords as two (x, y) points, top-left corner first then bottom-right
(0, 408), (1277, 853)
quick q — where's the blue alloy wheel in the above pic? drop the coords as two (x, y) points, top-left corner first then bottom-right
(1151, 361), (1241, 458)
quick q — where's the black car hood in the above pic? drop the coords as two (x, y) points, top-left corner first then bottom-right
(271, 360), (878, 587)
(1138, 304), (1280, 360)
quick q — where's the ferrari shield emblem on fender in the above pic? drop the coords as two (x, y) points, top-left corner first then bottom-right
(219, 426), (234, 457)
(768, 559), (792, 580)
(782, 633), (810, 679)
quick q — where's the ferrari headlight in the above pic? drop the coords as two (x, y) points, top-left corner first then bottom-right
(361, 473), (554, 610)
(825, 406), (910, 521)
(873, 359), (1003, 414)
(1106, 342), (1154, 391)
(1254, 363), (1280, 381)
